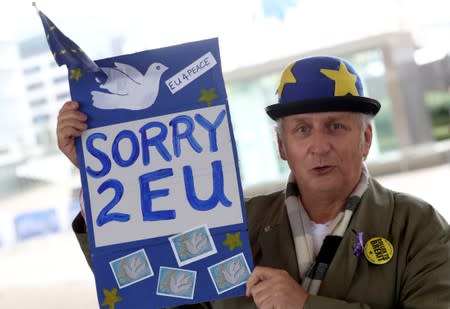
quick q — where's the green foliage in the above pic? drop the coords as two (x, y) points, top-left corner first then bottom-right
(433, 126), (450, 141)
(425, 91), (450, 140)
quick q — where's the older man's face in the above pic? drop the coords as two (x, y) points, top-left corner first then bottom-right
(277, 112), (372, 197)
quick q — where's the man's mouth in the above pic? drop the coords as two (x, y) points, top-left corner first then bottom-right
(310, 165), (335, 175)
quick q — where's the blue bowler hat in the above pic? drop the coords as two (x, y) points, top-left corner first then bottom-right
(265, 56), (381, 120)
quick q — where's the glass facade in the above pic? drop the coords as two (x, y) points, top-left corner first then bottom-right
(345, 48), (399, 154)
(227, 73), (289, 186)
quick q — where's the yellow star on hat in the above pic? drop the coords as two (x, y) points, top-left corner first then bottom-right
(320, 61), (360, 96)
(276, 63), (297, 96)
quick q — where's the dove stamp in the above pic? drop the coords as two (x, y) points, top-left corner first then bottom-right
(208, 253), (251, 294)
(165, 51), (217, 94)
(169, 224), (217, 267)
(109, 248), (154, 288)
(156, 267), (197, 300)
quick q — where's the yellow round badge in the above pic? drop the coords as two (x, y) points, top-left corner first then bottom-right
(364, 237), (394, 265)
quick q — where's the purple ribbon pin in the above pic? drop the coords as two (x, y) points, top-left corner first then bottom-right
(352, 230), (364, 257)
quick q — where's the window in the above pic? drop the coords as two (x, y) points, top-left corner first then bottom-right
(26, 81), (44, 91)
(55, 92), (70, 101)
(23, 66), (41, 75)
(30, 98), (47, 107)
(53, 75), (67, 84)
(32, 114), (50, 124)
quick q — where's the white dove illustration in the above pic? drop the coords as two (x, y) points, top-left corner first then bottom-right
(222, 261), (245, 284)
(91, 62), (168, 110)
(123, 256), (146, 280)
(169, 273), (192, 294)
(185, 232), (208, 255)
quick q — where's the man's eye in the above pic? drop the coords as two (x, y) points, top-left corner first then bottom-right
(331, 123), (345, 130)
(296, 126), (309, 133)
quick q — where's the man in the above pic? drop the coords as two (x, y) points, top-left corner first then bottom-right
(57, 56), (449, 308)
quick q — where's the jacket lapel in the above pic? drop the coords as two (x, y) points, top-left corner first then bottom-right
(257, 209), (301, 282)
(319, 178), (395, 298)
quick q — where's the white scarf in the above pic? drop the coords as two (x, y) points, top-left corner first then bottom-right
(285, 165), (369, 294)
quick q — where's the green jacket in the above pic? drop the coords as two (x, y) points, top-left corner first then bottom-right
(73, 178), (450, 308)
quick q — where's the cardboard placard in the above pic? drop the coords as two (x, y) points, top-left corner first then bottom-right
(69, 38), (253, 308)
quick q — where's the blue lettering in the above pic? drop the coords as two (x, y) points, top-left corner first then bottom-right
(139, 168), (176, 221)
(96, 179), (129, 226)
(139, 121), (172, 166)
(86, 132), (111, 178)
(183, 160), (232, 211)
(195, 109), (226, 152)
(170, 115), (202, 158)
(112, 130), (139, 167)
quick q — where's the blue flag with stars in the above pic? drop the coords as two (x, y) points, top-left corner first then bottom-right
(36, 9), (106, 82)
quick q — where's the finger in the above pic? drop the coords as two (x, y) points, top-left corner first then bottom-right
(57, 127), (84, 148)
(250, 278), (276, 308)
(255, 296), (274, 309)
(57, 101), (88, 127)
(250, 275), (274, 297)
(246, 266), (273, 296)
(57, 128), (82, 153)
(57, 118), (88, 133)
(59, 100), (79, 113)
(57, 109), (87, 124)
(57, 126), (86, 148)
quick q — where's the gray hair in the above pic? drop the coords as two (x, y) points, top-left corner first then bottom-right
(359, 113), (373, 132)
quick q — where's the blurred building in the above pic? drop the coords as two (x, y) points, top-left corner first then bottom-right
(0, 40), (40, 196)
(19, 36), (71, 154)
(0, 37), (72, 198)
(1, 31), (449, 190)
(225, 32), (450, 185)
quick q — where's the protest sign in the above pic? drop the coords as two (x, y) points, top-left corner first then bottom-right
(37, 8), (253, 308)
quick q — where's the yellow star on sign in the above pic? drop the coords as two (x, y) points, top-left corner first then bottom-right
(223, 232), (243, 251)
(276, 63), (297, 96)
(70, 68), (83, 81)
(101, 288), (122, 309)
(320, 61), (359, 96)
(198, 88), (219, 107)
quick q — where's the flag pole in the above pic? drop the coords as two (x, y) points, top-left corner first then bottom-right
(32, 2), (40, 13)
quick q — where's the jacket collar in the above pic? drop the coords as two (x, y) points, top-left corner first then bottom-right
(256, 178), (395, 297)
(319, 178), (395, 297)
(257, 192), (301, 282)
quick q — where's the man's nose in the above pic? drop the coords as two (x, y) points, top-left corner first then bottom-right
(309, 130), (332, 155)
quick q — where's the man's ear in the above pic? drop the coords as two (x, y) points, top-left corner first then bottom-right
(277, 133), (287, 161)
(363, 123), (373, 158)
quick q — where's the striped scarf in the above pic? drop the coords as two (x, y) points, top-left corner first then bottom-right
(285, 165), (369, 295)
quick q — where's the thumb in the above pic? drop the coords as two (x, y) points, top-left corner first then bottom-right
(245, 266), (275, 297)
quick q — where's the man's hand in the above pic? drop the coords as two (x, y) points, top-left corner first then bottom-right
(56, 101), (87, 167)
(246, 266), (308, 309)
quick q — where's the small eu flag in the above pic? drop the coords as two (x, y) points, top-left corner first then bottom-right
(34, 3), (106, 82)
